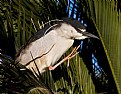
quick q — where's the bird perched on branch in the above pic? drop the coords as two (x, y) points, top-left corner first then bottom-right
(15, 18), (99, 74)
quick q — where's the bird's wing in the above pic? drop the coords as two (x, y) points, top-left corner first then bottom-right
(15, 29), (57, 65)
(15, 23), (59, 58)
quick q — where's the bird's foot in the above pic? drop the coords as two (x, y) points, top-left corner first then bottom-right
(48, 45), (80, 71)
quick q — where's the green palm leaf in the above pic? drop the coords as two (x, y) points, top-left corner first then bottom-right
(82, 0), (121, 93)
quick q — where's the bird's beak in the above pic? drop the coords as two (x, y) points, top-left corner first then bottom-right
(82, 31), (99, 39)
(78, 28), (99, 39)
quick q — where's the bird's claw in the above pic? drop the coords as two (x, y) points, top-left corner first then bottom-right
(48, 45), (80, 71)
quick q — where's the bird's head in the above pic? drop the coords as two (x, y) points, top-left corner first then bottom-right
(59, 18), (99, 40)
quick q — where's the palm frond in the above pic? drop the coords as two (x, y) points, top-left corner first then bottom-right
(81, 0), (121, 93)
(0, 53), (53, 93)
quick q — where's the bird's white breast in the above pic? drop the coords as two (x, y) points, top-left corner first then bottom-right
(46, 36), (74, 66)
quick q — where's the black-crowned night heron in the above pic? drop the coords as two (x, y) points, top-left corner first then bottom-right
(15, 18), (99, 74)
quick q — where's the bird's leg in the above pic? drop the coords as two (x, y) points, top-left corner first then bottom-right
(49, 45), (80, 70)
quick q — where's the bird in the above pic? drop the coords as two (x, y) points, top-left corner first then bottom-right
(15, 18), (99, 74)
